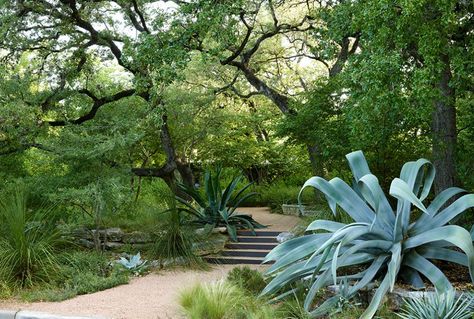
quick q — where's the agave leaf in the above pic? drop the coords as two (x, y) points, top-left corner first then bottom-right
(329, 178), (376, 224)
(264, 233), (330, 264)
(305, 268), (332, 310)
(404, 252), (453, 292)
(305, 224), (370, 266)
(219, 176), (241, 211)
(340, 240), (393, 258)
(300, 176), (375, 223)
(404, 225), (474, 282)
(387, 243), (402, 291)
(265, 234), (332, 273)
(349, 255), (387, 296)
(390, 178), (428, 214)
(398, 159), (434, 201)
(418, 246), (468, 267)
(394, 159), (434, 240)
(358, 174), (394, 221)
(228, 192), (258, 215)
(360, 274), (391, 319)
(399, 268), (425, 290)
(346, 150), (371, 181)
(357, 174), (395, 235)
(305, 253), (376, 311)
(308, 295), (341, 317)
(331, 242), (343, 286)
(413, 187), (467, 232)
(204, 171), (217, 215)
(413, 194), (474, 234)
(306, 220), (347, 232)
(427, 187), (466, 216)
(262, 259), (320, 296)
(226, 224), (237, 242)
(228, 181), (254, 208)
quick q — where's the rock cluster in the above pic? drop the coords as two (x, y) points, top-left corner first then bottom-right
(72, 227), (152, 250)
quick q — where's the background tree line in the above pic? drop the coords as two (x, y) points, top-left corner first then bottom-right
(0, 0), (472, 208)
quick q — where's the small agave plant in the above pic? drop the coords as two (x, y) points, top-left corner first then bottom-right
(117, 252), (148, 273)
(261, 151), (474, 318)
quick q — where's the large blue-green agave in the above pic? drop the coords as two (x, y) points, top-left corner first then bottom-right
(262, 151), (474, 318)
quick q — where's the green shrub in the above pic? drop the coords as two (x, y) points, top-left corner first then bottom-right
(263, 150), (474, 319)
(21, 251), (129, 302)
(227, 266), (267, 295)
(0, 188), (63, 286)
(247, 181), (322, 213)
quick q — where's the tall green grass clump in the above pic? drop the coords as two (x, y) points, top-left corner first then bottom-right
(180, 280), (276, 319)
(153, 183), (202, 266)
(0, 187), (62, 286)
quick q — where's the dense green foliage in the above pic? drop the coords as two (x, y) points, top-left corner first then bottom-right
(226, 266), (267, 295)
(263, 151), (474, 318)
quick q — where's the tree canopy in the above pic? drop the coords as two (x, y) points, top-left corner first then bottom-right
(0, 0), (473, 206)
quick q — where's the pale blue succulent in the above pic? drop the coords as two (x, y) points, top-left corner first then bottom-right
(262, 150), (474, 319)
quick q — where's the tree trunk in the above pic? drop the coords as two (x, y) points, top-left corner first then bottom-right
(431, 54), (458, 195)
(176, 159), (195, 188)
(307, 143), (324, 177)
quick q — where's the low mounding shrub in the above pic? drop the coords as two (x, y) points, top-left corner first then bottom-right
(0, 188), (63, 286)
(180, 280), (276, 319)
(21, 251), (129, 302)
(397, 289), (474, 319)
(262, 150), (474, 319)
(226, 266), (267, 295)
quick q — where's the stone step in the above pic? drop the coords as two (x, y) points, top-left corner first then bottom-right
(236, 236), (277, 243)
(237, 230), (282, 237)
(221, 249), (269, 258)
(225, 242), (278, 250)
(205, 256), (270, 265)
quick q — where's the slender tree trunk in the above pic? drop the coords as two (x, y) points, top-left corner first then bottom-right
(307, 143), (324, 176)
(431, 54), (458, 195)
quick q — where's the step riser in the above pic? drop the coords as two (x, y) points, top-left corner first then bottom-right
(205, 258), (272, 265)
(221, 251), (269, 258)
(226, 243), (277, 250)
(237, 231), (282, 236)
(237, 237), (277, 243)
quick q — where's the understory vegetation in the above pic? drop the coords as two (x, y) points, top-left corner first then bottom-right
(180, 266), (400, 319)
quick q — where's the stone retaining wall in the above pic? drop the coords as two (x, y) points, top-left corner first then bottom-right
(72, 228), (152, 250)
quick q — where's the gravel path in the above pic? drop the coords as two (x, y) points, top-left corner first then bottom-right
(0, 266), (248, 319)
(0, 208), (299, 319)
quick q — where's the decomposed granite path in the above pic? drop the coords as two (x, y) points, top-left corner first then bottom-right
(0, 208), (299, 319)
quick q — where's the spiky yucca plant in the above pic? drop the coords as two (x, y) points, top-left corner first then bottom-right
(0, 188), (62, 286)
(262, 151), (474, 318)
(398, 290), (474, 319)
